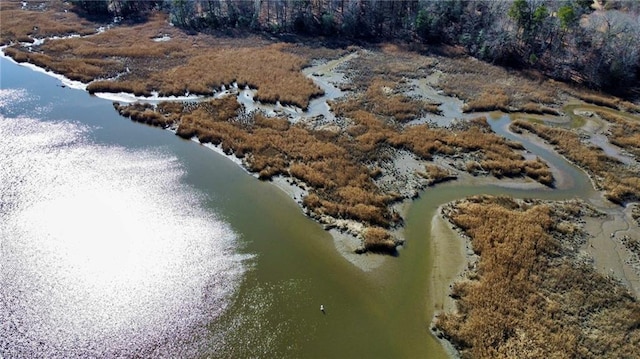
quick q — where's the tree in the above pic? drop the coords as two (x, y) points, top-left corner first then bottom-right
(558, 4), (577, 29)
(71, 0), (110, 15)
(169, 0), (196, 27)
(415, 8), (430, 40)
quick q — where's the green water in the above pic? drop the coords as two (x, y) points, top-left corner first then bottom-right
(184, 115), (597, 357)
(1, 56), (607, 358)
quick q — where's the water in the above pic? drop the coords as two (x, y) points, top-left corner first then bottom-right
(0, 66), (248, 357)
(0, 56), (603, 358)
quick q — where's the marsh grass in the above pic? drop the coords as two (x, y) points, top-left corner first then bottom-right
(435, 57), (561, 114)
(437, 196), (640, 359)
(511, 120), (640, 204)
(419, 164), (457, 185)
(4, 47), (122, 82)
(117, 98), (397, 231)
(462, 89), (510, 113)
(387, 118), (554, 185)
(114, 102), (174, 128)
(364, 79), (441, 121)
(362, 227), (398, 253)
(595, 110), (640, 158)
(515, 102), (561, 116)
(339, 45), (435, 91)
(88, 80), (152, 97)
(329, 78), (553, 187)
(155, 44), (323, 108)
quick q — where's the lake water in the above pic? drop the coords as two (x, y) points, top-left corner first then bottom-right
(0, 56), (598, 358)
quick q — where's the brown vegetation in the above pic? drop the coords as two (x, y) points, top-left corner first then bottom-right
(361, 227), (399, 253)
(328, 66), (554, 187)
(387, 118), (554, 186)
(4, 3), (567, 253)
(436, 196), (640, 359)
(595, 110), (640, 158)
(419, 164), (457, 186)
(363, 79), (441, 122)
(116, 84), (552, 252)
(4, 47), (122, 83)
(114, 102), (175, 128)
(340, 44), (436, 90)
(435, 57), (562, 114)
(569, 91), (640, 113)
(462, 88), (510, 113)
(511, 120), (640, 204)
(117, 97), (398, 232)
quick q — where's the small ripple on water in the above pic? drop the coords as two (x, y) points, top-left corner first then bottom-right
(0, 111), (251, 358)
(206, 278), (313, 358)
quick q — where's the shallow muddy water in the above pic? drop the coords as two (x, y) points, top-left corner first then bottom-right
(1, 54), (636, 358)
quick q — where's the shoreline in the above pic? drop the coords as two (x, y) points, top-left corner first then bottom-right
(0, 47), (87, 90)
(0, 48), (209, 103)
(0, 47), (388, 269)
(428, 204), (476, 359)
(583, 204), (640, 295)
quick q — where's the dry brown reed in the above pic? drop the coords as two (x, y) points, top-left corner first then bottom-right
(4, 47), (121, 82)
(387, 118), (554, 185)
(516, 102), (561, 116)
(330, 81), (553, 187)
(419, 164), (457, 185)
(339, 45), (435, 91)
(437, 196), (640, 359)
(573, 92), (622, 110)
(331, 83), (555, 184)
(363, 79), (441, 121)
(462, 89), (510, 113)
(88, 80), (151, 97)
(154, 44), (323, 108)
(436, 57), (561, 114)
(566, 88), (640, 113)
(595, 110), (640, 158)
(362, 227), (398, 253)
(117, 99), (397, 230)
(114, 102), (175, 128)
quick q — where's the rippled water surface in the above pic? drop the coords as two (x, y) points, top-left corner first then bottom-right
(0, 87), (248, 357)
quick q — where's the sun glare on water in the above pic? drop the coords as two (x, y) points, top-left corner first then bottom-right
(0, 91), (249, 358)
